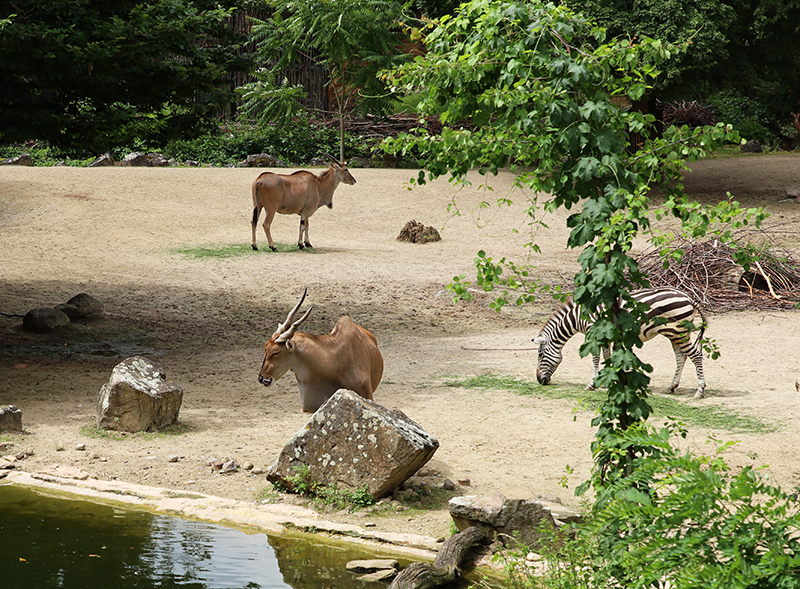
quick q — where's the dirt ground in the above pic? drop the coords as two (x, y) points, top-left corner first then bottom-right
(1, 153), (800, 542)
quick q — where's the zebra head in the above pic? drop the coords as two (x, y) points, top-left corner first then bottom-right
(532, 334), (562, 385)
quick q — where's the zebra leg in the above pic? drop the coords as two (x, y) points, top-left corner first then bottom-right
(669, 342), (687, 394)
(688, 346), (706, 399)
(587, 348), (609, 390)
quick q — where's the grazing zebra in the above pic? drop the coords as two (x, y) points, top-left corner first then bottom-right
(532, 287), (708, 398)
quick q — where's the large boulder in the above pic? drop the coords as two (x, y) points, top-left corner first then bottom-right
(449, 488), (582, 548)
(267, 390), (439, 500)
(55, 293), (104, 320)
(96, 357), (183, 432)
(0, 406), (22, 432)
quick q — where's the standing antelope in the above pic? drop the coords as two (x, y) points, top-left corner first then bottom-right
(258, 289), (384, 412)
(251, 154), (356, 251)
(532, 287), (708, 398)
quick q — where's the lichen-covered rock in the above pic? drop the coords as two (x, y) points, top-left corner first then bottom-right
(0, 405), (22, 432)
(267, 390), (438, 500)
(55, 293), (104, 320)
(22, 307), (71, 332)
(96, 356), (183, 432)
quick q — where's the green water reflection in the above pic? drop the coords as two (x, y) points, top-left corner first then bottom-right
(0, 484), (493, 589)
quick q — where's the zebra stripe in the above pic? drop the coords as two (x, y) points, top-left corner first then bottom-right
(531, 287), (707, 398)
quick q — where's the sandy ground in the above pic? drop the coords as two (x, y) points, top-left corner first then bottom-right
(1, 154), (800, 542)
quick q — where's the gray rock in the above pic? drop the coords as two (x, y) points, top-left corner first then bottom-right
(449, 488), (583, 548)
(55, 293), (104, 320)
(0, 406), (22, 432)
(22, 307), (70, 332)
(1, 154), (33, 166)
(786, 186), (800, 199)
(121, 152), (150, 166)
(89, 153), (115, 167)
(96, 356), (183, 432)
(267, 390), (439, 500)
(741, 139), (762, 153)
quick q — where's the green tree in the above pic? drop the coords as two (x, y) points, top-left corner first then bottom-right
(247, 0), (413, 161)
(0, 0), (252, 154)
(382, 0), (763, 484)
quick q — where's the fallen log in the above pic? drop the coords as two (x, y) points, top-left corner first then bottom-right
(389, 526), (487, 589)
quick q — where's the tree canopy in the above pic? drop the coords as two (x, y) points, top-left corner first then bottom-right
(0, 0), (252, 154)
(383, 0), (762, 483)
(565, 0), (800, 123)
(246, 0), (413, 161)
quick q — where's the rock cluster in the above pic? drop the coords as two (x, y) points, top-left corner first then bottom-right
(21, 293), (103, 332)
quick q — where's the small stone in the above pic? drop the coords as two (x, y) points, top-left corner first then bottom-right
(346, 559), (399, 573)
(251, 467), (264, 475)
(56, 442), (65, 451)
(221, 460), (239, 473)
(90, 453), (101, 460)
(364, 522), (377, 528)
(75, 443), (87, 451)
(442, 478), (456, 490)
(357, 569), (397, 582)
(787, 186), (800, 199)
(243, 461), (254, 471)
(457, 478), (471, 487)
(168, 455), (181, 463)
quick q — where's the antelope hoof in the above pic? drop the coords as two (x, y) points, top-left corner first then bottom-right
(298, 243), (305, 250)
(252, 244), (258, 251)
(304, 241), (313, 248)
(269, 245), (277, 252)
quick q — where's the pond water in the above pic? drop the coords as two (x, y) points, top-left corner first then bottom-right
(0, 483), (496, 589)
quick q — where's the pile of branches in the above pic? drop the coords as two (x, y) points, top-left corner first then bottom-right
(317, 113), (444, 139)
(635, 231), (800, 312)
(660, 100), (717, 128)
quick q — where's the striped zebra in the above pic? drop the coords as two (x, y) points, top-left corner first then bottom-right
(532, 287), (708, 398)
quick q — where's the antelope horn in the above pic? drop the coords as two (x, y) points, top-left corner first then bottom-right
(319, 152), (342, 165)
(275, 306), (313, 343)
(272, 288), (308, 340)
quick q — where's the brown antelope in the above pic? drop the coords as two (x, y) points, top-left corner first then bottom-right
(258, 289), (384, 412)
(250, 154), (356, 251)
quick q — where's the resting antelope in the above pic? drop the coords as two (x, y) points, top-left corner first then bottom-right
(258, 289), (384, 412)
(251, 154), (356, 251)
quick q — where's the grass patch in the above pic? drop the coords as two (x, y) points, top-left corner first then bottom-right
(81, 421), (194, 440)
(170, 242), (317, 259)
(446, 374), (779, 434)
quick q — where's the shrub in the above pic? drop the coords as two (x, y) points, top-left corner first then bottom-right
(708, 91), (775, 146)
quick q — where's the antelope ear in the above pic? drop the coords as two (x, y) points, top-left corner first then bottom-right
(285, 340), (294, 350)
(532, 336), (546, 345)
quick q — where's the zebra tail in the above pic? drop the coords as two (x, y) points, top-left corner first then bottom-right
(695, 305), (708, 347)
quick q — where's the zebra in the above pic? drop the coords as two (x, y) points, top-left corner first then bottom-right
(531, 287), (708, 398)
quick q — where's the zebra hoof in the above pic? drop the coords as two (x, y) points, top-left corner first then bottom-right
(693, 391), (705, 399)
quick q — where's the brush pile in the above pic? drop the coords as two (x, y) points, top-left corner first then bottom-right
(635, 230), (800, 311)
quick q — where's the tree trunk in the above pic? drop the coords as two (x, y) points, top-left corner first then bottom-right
(389, 526), (487, 589)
